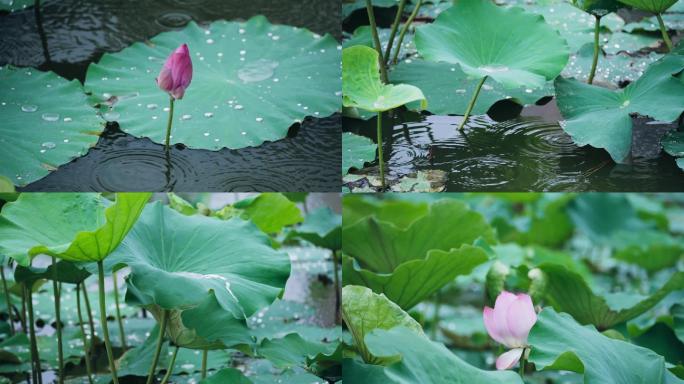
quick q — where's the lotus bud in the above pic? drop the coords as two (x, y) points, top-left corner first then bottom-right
(486, 261), (510, 304)
(483, 291), (537, 370)
(527, 268), (546, 305)
(156, 43), (193, 100)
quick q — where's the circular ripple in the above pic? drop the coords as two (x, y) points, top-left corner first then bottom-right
(155, 11), (193, 29)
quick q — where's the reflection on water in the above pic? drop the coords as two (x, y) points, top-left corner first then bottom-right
(344, 102), (684, 192)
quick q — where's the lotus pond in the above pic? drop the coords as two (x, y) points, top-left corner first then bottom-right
(0, 192), (342, 383)
(0, 0), (341, 192)
(342, 0), (684, 192)
(342, 193), (684, 383)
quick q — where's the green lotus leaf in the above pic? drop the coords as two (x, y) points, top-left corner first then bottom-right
(179, 292), (253, 350)
(117, 325), (169, 377)
(14, 261), (90, 285)
(342, 244), (488, 309)
(342, 132), (377, 175)
(415, 0), (570, 89)
(528, 307), (675, 384)
(364, 327), (524, 383)
(341, 285), (423, 364)
(662, 131), (684, 171)
(288, 207), (341, 251)
(257, 333), (339, 370)
(611, 231), (684, 272)
(618, 0), (678, 12)
(342, 197), (429, 229)
(342, 199), (495, 273)
(200, 368), (253, 384)
(84, 16), (340, 150)
(342, 0), (400, 19)
(343, 26), (416, 62)
(230, 193), (303, 234)
(572, 0), (622, 16)
(555, 51), (684, 163)
(343, 358), (393, 383)
(342, 45), (426, 112)
(540, 263), (684, 329)
(0, 193), (150, 266)
(391, 59), (554, 116)
(0, 0), (33, 12)
(0, 67), (102, 186)
(109, 202), (290, 349)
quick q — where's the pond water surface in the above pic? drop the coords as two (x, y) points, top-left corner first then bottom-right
(0, 0), (341, 192)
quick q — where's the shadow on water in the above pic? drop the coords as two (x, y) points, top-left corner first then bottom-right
(0, 0), (341, 192)
(344, 100), (684, 192)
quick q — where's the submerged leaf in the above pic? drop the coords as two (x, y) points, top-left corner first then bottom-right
(85, 16), (340, 150)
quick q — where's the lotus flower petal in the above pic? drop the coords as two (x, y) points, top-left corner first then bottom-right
(495, 348), (524, 370)
(506, 293), (537, 346)
(483, 306), (506, 345)
(157, 43), (193, 100)
(492, 291), (518, 347)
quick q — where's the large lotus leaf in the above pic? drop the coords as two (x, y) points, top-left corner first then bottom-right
(563, 43), (662, 86)
(257, 332), (339, 370)
(611, 231), (684, 272)
(342, 244), (488, 309)
(343, 26), (417, 61)
(230, 193), (303, 234)
(109, 202), (290, 348)
(200, 368), (253, 384)
(0, 0), (33, 12)
(528, 308), (674, 384)
(84, 16), (340, 150)
(117, 325), (169, 377)
(289, 207), (342, 251)
(0, 193), (150, 266)
(415, 0), (570, 89)
(0, 67), (102, 186)
(14, 261), (90, 285)
(555, 51), (684, 163)
(365, 327), (524, 383)
(342, 132), (377, 175)
(342, 197), (429, 229)
(618, 0), (678, 12)
(342, 45), (426, 113)
(572, 0), (622, 15)
(342, 200), (495, 273)
(391, 59), (554, 115)
(567, 193), (647, 242)
(179, 292), (253, 350)
(341, 285), (423, 364)
(540, 264), (684, 329)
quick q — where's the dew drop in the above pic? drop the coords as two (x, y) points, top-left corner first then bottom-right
(63, 117), (72, 122)
(41, 142), (56, 149)
(204, 112), (213, 118)
(255, 117), (263, 122)
(237, 59), (279, 83)
(21, 104), (38, 112)
(181, 114), (192, 120)
(203, 132), (210, 136)
(103, 112), (120, 121)
(41, 113), (60, 122)
(234, 104), (244, 110)
(206, 38), (214, 44)
(147, 103), (158, 110)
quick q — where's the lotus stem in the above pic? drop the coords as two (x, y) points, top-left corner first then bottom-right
(656, 14), (673, 52)
(164, 97), (175, 152)
(458, 76), (488, 131)
(81, 282), (96, 342)
(113, 270), (127, 350)
(365, 0), (389, 83)
(332, 250), (341, 324)
(21, 284), (27, 333)
(26, 284), (42, 384)
(588, 15), (601, 84)
(0, 265), (14, 336)
(391, 0), (423, 65)
(97, 261), (120, 384)
(201, 349), (208, 379)
(76, 283), (95, 384)
(519, 348), (527, 378)
(384, 0), (407, 64)
(146, 309), (169, 384)
(376, 112), (386, 190)
(160, 345), (179, 384)
(52, 258), (64, 384)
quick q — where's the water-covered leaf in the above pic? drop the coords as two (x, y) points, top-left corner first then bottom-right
(0, 193), (150, 265)
(342, 45), (426, 112)
(555, 50), (684, 162)
(342, 132), (377, 176)
(84, 16), (340, 150)
(0, 67), (102, 186)
(415, 0), (569, 89)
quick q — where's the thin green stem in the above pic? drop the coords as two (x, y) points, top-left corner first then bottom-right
(52, 258), (64, 384)
(97, 261), (119, 384)
(21, 286), (27, 333)
(458, 76), (488, 131)
(376, 112), (386, 190)
(0, 265), (14, 336)
(81, 283), (96, 343)
(519, 348), (527, 378)
(146, 310), (169, 384)
(26, 284), (42, 384)
(201, 349), (208, 379)
(332, 250), (341, 325)
(160, 346), (179, 384)
(112, 271), (127, 350)
(164, 97), (175, 152)
(656, 13), (673, 52)
(76, 283), (94, 384)
(391, 0), (422, 65)
(588, 15), (601, 84)
(365, 0), (389, 83)
(384, 0), (407, 64)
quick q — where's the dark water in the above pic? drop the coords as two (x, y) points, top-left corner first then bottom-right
(1, 0), (341, 192)
(344, 102), (684, 192)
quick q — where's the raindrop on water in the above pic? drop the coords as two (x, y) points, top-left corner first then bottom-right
(21, 104), (38, 112)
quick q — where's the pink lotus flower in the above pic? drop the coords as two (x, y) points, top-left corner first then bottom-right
(156, 43), (193, 100)
(483, 291), (537, 370)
